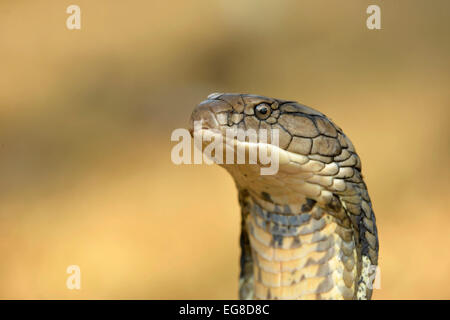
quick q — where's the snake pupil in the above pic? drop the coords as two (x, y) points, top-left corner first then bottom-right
(255, 103), (271, 119)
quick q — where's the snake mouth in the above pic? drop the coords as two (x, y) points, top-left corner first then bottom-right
(189, 118), (303, 175)
(189, 126), (298, 176)
(190, 125), (326, 180)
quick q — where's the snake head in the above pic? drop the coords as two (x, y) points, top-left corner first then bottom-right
(190, 93), (360, 205)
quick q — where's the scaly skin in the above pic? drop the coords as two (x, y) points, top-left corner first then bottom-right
(190, 93), (379, 300)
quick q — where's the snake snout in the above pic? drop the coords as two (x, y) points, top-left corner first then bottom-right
(189, 104), (219, 137)
(189, 98), (234, 137)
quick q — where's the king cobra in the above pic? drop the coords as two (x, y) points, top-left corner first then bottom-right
(189, 93), (379, 300)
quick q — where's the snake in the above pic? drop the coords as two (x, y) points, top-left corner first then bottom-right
(189, 93), (379, 300)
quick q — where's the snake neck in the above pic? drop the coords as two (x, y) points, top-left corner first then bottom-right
(238, 191), (360, 300)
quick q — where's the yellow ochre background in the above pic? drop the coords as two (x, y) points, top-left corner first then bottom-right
(0, 0), (449, 299)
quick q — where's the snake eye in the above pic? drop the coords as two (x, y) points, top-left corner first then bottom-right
(255, 103), (271, 120)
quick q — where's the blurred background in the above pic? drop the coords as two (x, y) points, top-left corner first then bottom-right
(0, 0), (449, 299)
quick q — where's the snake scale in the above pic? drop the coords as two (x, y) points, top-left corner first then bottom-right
(189, 93), (379, 300)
